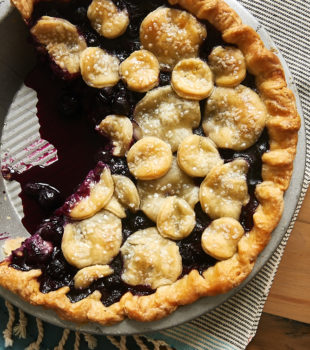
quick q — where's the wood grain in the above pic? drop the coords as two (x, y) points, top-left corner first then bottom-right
(263, 188), (310, 323)
(247, 313), (310, 350)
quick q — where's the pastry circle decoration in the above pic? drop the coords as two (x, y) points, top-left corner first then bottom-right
(120, 227), (182, 289)
(138, 157), (199, 222)
(177, 134), (223, 177)
(112, 174), (140, 212)
(127, 136), (173, 180)
(30, 16), (87, 74)
(119, 50), (160, 92)
(140, 7), (207, 70)
(208, 46), (246, 87)
(73, 265), (113, 289)
(69, 167), (114, 220)
(203, 85), (267, 150)
(61, 210), (122, 269)
(80, 47), (120, 88)
(134, 86), (201, 152)
(104, 174), (140, 218)
(199, 159), (250, 220)
(157, 196), (196, 240)
(97, 115), (133, 157)
(171, 58), (214, 100)
(87, 0), (129, 39)
(201, 217), (244, 260)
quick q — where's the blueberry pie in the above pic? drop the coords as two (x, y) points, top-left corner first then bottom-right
(0, 0), (300, 324)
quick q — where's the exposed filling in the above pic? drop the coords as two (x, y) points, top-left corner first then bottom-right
(3, 0), (269, 306)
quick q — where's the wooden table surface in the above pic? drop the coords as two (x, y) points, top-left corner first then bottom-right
(248, 188), (310, 349)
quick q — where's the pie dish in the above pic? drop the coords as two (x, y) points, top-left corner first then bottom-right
(0, 0), (301, 328)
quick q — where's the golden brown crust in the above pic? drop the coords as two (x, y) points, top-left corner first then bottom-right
(11, 0), (36, 20)
(3, 0), (300, 324)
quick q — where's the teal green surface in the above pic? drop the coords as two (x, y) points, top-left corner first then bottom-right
(0, 297), (144, 350)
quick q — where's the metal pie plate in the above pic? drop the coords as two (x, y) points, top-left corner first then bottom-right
(0, 0), (306, 335)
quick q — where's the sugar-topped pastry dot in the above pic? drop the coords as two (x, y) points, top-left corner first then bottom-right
(74, 265), (113, 289)
(87, 0), (129, 39)
(171, 58), (214, 100)
(127, 136), (172, 180)
(80, 47), (120, 88)
(30, 16), (87, 74)
(104, 195), (126, 218)
(140, 7), (207, 71)
(201, 217), (244, 260)
(203, 85), (267, 150)
(177, 134), (223, 177)
(208, 46), (246, 87)
(69, 167), (114, 220)
(157, 196), (196, 240)
(199, 159), (250, 220)
(97, 115), (133, 156)
(134, 86), (200, 152)
(121, 227), (182, 289)
(112, 174), (140, 212)
(104, 174), (140, 218)
(120, 50), (160, 92)
(138, 157), (199, 221)
(62, 210), (122, 269)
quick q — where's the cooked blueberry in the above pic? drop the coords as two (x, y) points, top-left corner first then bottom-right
(257, 141), (269, 155)
(104, 274), (122, 288)
(159, 72), (171, 86)
(116, 81), (127, 94)
(72, 7), (87, 23)
(112, 94), (130, 115)
(112, 0), (126, 11)
(102, 289), (123, 306)
(46, 258), (67, 279)
(109, 254), (123, 276)
(192, 221), (205, 235)
(46, 9), (60, 18)
(128, 284), (154, 296)
(95, 149), (113, 163)
(37, 217), (64, 243)
(129, 41), (141, 52)
(96, 91), (110, 105)
(128, 23), (139, 38)
(58, 93), (80, 117)
(84, 32), (100, 47)
(122, 227), (133, 240)
(109, 157), (130, 176)
(102, 86), (116, 96)
(240, 196), (259, 232)
(38, 186), (61, 209)
(1, 166), (15, 181)
(179, 242), (196, 265)
(115, 51), (128, 62)
(23, 234), (54, 264)
(24, 182), (43, 197)
(194, 202), (211, 225)
(193, 126), (204, 136)
(132, 213), (153, 231)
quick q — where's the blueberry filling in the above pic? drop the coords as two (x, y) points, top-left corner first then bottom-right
(5, 0), (268, 305)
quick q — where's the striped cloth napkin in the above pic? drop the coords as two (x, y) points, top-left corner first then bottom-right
(0, 0), (309, 349)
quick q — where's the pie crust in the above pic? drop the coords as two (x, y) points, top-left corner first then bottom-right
(0, 0), (300, 325)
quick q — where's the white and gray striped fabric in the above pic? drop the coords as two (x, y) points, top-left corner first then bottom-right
(148, 1), (310, 349)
